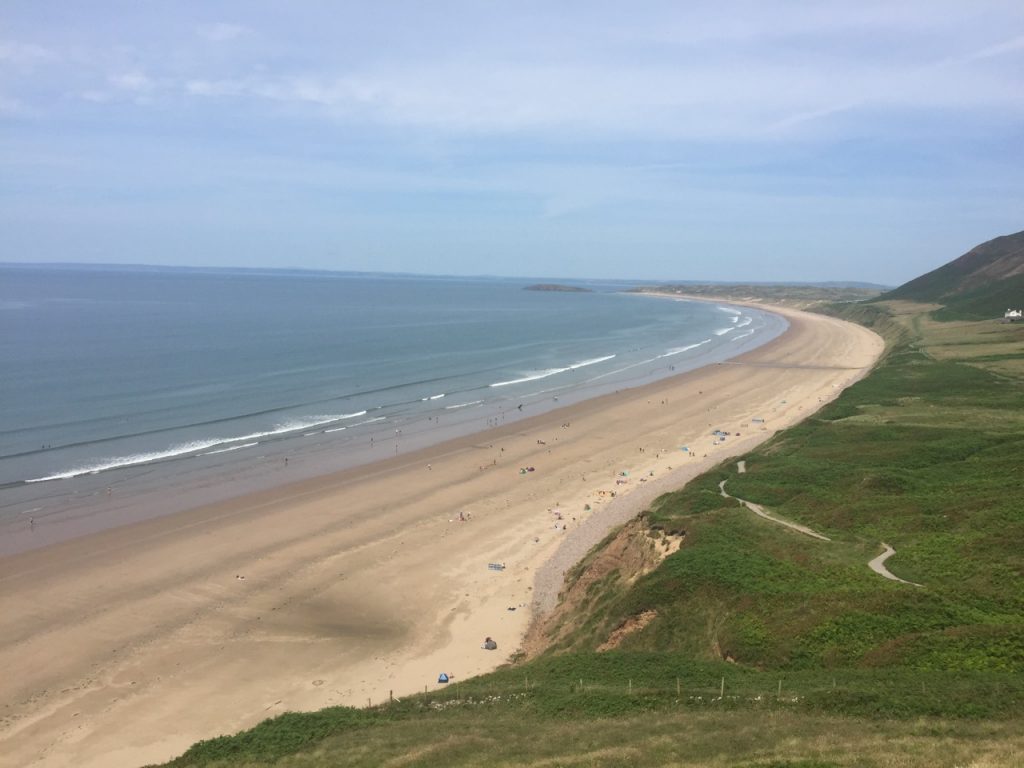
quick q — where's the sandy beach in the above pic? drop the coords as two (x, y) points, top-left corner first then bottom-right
(0, 302), (883, 768)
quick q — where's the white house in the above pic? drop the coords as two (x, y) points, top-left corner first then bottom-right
(1004, 308), (1022, 321)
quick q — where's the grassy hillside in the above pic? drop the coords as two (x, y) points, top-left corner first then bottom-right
(157, 301), (1024, 767)
(880, 230), (1024, 320)
(619, 327), (1023, 671)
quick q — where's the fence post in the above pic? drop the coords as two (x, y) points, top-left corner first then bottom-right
(720, 677), (725, 698)
(628, 678), (632, 695)
(580, 678), (583, 692)
(390, 690), (393, 704)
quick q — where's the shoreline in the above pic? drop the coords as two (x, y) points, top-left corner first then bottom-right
(0, 298), (786, 559)
(0, 302), (884, 768)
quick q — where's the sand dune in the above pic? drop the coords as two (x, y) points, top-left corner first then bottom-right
(0, 302), (883, 768)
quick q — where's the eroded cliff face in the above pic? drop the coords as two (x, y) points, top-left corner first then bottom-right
(522, 517), (682, 658)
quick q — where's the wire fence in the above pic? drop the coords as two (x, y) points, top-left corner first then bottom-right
(363, 672), (969, 714)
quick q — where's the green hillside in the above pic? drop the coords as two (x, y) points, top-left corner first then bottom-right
(880, 230), (1024, 320)
(157, 299), (1024, 767)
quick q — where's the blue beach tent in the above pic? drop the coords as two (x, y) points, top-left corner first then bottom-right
(438, 673), (449, 684)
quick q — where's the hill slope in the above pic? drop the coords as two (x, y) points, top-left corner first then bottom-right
(880, 230), (1024, 319)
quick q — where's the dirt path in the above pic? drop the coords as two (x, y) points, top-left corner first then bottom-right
(719, 480), (831, 541)
(868, 543), (923, 587)
(720, 481), (925, 588)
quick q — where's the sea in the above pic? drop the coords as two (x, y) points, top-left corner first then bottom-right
(0, 264), (787, 554)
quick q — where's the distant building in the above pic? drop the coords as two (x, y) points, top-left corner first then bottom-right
(1004, 309), (1022, 322)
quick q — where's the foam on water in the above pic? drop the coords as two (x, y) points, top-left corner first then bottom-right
(490, 355), (616, 387)
(201, 442), (259, 456)
(26, 413), (366, 483)
(445, 400), (484, 410)
(352, 416), (386, 427)
(659, 339), (712, 358)
(27, 439), (229, 482)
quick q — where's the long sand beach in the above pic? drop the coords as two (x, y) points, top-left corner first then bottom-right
(0, 302), (883, 767)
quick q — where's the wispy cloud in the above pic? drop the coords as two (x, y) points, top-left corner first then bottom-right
(2, 2), (1022, 282)
(185, 78), (243, 97)
(196, 23), (249, 43)
(959, 33), (1024, 63)
(6, 5), (1022, 142)
(0, 93), (30, 115)
(110, 71), (155, 92)
(0, 40), (57, 67)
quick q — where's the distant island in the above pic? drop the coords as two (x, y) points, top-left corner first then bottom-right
(524, 283), (592, 293)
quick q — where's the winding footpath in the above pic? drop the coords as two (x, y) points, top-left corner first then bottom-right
(868, 543), (923, 587)
(720, 479), (924, 587)
(719, 480), (831, 542)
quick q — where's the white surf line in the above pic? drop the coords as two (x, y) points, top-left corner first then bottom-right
(868, 543), (923, 587)
(719, 480), (831, 541)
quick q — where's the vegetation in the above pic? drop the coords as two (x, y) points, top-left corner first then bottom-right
(163, 700), (1024, 768)
(156, 291), (1024, 766)
(878, 229), (1024, 320)
(632, 283), (884, 308)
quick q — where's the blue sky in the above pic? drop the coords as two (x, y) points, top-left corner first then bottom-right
(2, 2), (1022, 284)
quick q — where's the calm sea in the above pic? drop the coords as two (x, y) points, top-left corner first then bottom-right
(0, 265), (786, 553)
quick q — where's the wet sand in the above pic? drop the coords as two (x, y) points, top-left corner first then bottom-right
(0, 302), (883, 768)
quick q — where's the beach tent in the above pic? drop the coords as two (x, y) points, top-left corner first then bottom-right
(437, 673), (449, 683)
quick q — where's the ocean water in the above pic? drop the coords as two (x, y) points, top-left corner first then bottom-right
(0, 265), (786, 552)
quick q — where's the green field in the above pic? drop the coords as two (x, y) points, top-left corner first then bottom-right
(157, 301), (1024, 767)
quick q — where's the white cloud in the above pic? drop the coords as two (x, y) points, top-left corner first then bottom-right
(11, 3), (1024, 145)
(0, 93), (29, 115)
(197, 23), (249, 42)
(947, 33), (1024, 65)
(0, 40), (56, 66)
(79, 90), (111, 103)
(185, 79), (242, 97)
(110, 71), (155, 92)
(171, 45), (1021, 142)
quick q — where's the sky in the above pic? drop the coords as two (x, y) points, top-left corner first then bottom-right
(2, 2), (1022, 285)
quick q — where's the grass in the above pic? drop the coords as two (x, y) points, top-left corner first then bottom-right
(156, 299), (1024, 766)
(162, 695), (1024, 767)
(621, 304), (1024, 675)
